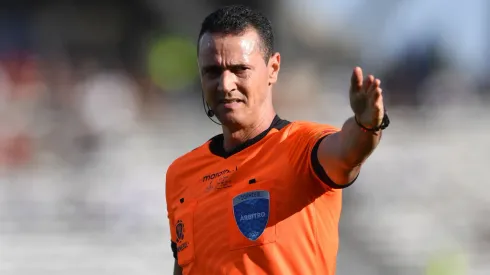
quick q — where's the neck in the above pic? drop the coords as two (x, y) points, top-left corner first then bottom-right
(222, 111), (276, 152)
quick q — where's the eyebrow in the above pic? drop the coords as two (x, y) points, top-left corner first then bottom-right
(201, 64), (221, 72)
(201, 63), (250, 72)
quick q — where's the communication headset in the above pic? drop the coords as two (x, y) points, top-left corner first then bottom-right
(202, 90), (222, 125)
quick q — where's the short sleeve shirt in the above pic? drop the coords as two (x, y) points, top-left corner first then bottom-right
(166, 116), (352, 275)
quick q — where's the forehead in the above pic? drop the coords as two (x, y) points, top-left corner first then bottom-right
(198, 30), (263, 65)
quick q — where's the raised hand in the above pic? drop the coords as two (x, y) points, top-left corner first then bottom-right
(349, 67), (384, 129)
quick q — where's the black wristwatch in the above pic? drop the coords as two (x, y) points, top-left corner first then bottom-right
(355, 110), (390, 132)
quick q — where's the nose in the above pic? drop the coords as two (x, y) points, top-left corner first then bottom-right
(217, 70), (237, 93)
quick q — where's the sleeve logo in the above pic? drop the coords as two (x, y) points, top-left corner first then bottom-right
(175, 219), (189, 253)
(175, 219), (185, 243)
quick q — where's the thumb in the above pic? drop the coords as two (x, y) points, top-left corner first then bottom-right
(350, 67), (363, 92)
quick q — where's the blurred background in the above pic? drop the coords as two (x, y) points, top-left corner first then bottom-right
(0, 0), (489, 274)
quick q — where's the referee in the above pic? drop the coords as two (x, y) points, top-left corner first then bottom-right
(166, 5), (389, 275)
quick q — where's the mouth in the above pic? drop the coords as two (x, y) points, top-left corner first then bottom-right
(218, 99), (243, 104)
(218, 98), (244, 109)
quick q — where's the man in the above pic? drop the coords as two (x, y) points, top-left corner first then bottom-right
(166, 5), (389, 275)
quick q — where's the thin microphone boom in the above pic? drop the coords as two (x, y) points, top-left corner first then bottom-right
(201, 90), (221, 125)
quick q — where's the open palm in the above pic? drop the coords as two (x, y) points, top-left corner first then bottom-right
(349, 67), (384, 129)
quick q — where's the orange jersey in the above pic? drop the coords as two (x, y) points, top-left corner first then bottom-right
(166, 116), (354, 275)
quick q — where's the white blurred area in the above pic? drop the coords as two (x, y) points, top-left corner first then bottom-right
(1, 0), (489, 274)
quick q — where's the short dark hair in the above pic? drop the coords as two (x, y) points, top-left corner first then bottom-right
(198, 5), (274, 60)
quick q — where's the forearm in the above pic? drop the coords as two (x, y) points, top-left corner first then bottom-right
(337, 116), (381, 168)
(318, 116), (381, 185)
(173, 259), (182, 275)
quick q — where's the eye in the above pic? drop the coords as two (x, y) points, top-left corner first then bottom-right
(231, 65), (249, 75)
(204, 67), (222, 78)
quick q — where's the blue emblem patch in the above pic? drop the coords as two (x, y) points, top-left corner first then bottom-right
(232, 190), (270, 241)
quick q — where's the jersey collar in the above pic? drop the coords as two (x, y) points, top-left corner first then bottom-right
(209, 115), (290, 158)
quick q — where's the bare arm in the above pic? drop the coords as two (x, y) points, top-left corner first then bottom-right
(173, 259), (182, 275)
(318, 117), (381, 185)
(317, 67), (385, 186)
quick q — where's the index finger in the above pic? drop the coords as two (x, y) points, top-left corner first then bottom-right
(351, 67), (363, 92)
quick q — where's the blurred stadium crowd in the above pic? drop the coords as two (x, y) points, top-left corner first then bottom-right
(0, 0), (489, 274)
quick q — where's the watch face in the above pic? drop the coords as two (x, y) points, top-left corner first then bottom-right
(381, 113), (390, 129)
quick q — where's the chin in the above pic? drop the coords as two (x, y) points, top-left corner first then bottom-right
(217, 111), (247, 127)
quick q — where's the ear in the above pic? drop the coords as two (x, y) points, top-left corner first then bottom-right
(267, 52), (281, 85)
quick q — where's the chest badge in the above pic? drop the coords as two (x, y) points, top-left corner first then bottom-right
(232, 190), (270, 241)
